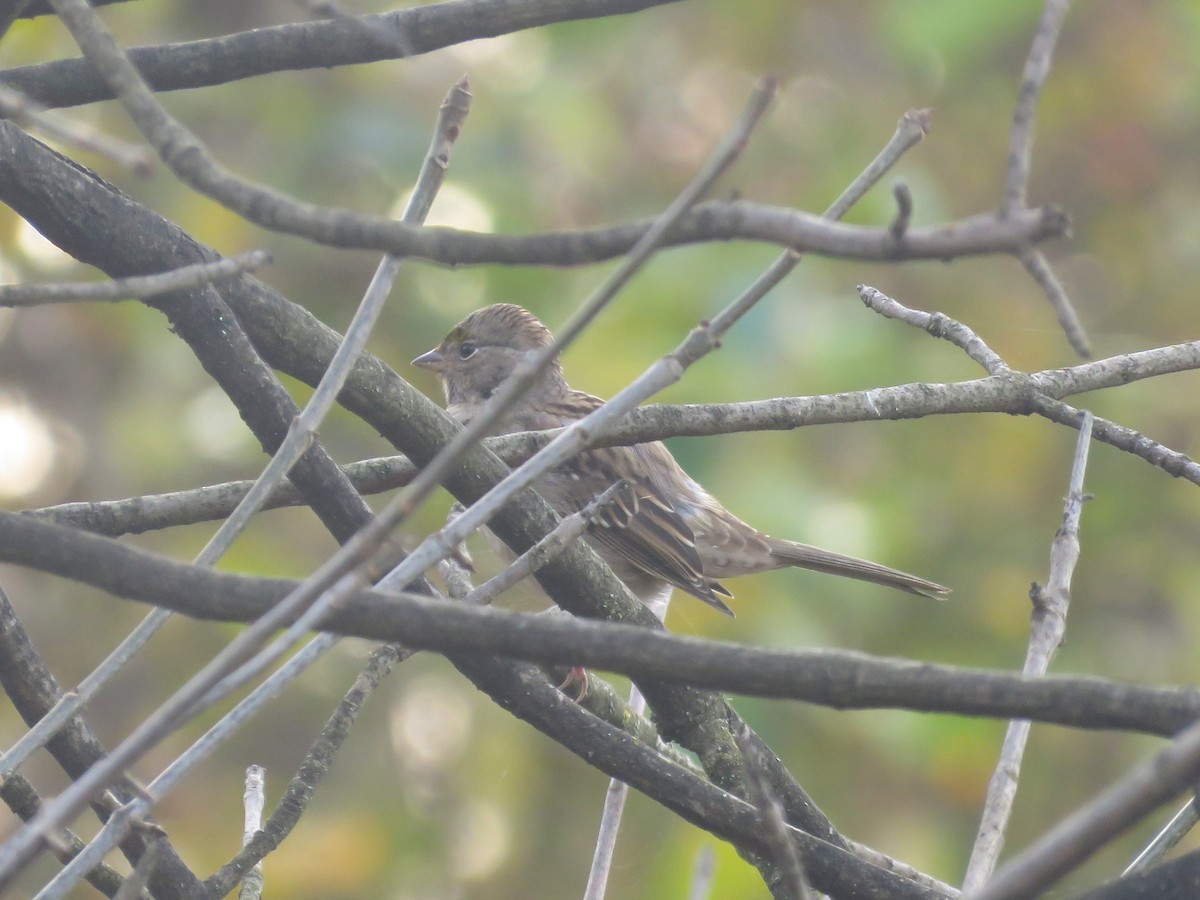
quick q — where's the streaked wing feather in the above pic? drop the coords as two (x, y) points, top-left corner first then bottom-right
(543, 394), (732, 612)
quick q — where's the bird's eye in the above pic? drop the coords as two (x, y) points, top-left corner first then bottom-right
(458, 342), (477, 360)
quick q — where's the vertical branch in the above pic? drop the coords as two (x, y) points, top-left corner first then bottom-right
(1003, 0), (1072, 213)
(238, 766), (266, 900)
(964, 413), (1092, 892)
(583, 591), (670, 900)
(734, 723), (815, 900)
(1000, 0), (1090, 357)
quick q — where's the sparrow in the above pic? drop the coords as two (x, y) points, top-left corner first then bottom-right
(413, 303), (948, 614)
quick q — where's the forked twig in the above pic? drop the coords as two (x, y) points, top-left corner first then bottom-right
(1002, 0), (1089, 357)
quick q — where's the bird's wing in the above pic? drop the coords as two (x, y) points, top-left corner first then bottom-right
(541, 393), (734, 614)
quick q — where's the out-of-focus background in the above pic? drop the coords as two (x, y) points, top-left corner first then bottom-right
(2, 1), (1199, 896)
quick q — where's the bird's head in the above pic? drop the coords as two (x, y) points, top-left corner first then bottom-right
(413, 303), (565, 407)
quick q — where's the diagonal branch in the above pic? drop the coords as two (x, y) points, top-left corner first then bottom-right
(975, 713), (1200, 900)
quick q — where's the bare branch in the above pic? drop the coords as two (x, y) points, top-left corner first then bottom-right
(0, 105), (1064, 267)
(0, 73), (470, 894)
(734, 724), (815, 899)
(0, 768), (128, 897)
(0, 251), (269, 306)
(204, 644), (403, 896)
(976, 713), (1200, 900)
(1020, 244), (1091, 358)
(4, 0), (684, 109)
(0, 82), (152, 174)
(111, 837), (161, 900)
(25, 455), (419, 536)
(998, 0), (1091, 357)
(1004, 0), (1073, 212)
(1122, 798), (1200, 876)
(4, 513), (1200, 738)
(962, 413), (1093, 892)
(237, 766), (266, 900)
(0, 589), (204, 898)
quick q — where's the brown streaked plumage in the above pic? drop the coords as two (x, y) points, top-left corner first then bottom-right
(413, 303), (949, 614)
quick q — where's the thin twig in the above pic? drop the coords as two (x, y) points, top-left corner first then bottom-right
(1020, 245), (1091, 358)
(464, 483), (623, 607)
(734, 723), (814, 899)
(829, 108), (932, 219)
(962, 412), (1093, 892)
(0, 770), (126, 896)
(292, 0), (415, 56)
(237, 766), (265, 900)
(1000, 0), (1089, 357)
(0, 251), (270, 306)
(109, 837), (160, 900)
(583, 591), (670, 900)
(203, 644), (402, 896)
(1003, 0), (1072, 212)
(858, 285), (1200, 484)
(859, 285), (1009, 374)
(0, 82), (152, 174)
(889, 180), (914, 240)
(1122, 797), (1200, 875)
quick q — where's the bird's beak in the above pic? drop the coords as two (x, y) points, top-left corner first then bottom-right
(412, 348), (445, 372)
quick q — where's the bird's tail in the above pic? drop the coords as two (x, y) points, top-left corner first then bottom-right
(768, 539), (949, 599)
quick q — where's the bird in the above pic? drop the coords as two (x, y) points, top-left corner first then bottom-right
(413, 303), (949, 615)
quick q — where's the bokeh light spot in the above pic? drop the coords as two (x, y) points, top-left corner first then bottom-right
(0, 392), (58, 499)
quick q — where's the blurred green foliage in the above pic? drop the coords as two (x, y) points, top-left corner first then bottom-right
(2, 0), (1200, 896)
